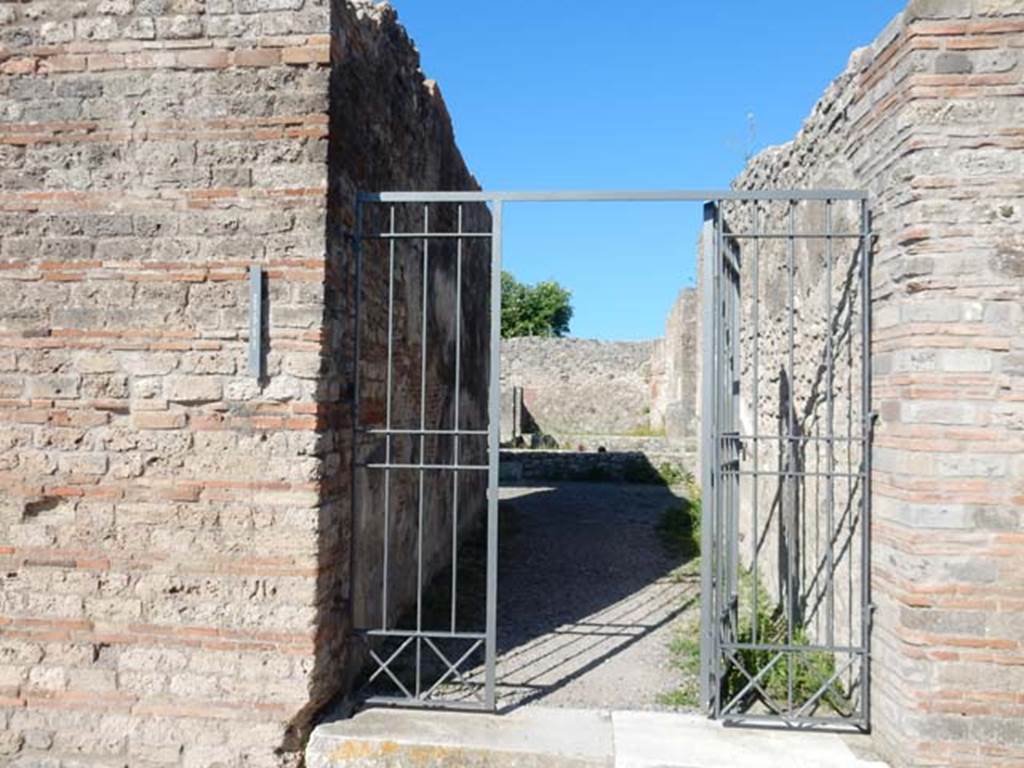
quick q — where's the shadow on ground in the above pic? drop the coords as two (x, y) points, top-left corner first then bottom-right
(491, 481), (699, 711)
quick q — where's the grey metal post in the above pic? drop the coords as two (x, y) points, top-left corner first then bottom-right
(247, 266), (264, 379)
(484, 199), (503, 711)
(698, 202), (717, 712)
(859, 201), (873, 727)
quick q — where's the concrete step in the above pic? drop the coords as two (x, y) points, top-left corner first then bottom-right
(306, 706), (890, 768)
(306, 707), (614, 768)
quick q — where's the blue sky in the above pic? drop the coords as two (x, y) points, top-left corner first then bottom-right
(394, 1), (904, 340)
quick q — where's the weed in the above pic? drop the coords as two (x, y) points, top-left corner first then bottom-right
(658, 627), (702, 709)
(722, 572), (851, 716)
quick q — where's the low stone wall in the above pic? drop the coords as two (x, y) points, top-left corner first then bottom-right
(499, 449), (680, 485)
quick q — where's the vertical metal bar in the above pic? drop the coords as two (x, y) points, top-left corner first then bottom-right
(715, 202), (728, 718)
(698, 202), (717, 712)
(787, 200), (796, 715)
(751, 204), (760, 648)
(350, 200), (363, 611)
(451, 204), (463, 633)
(247, 266), (264, 378)
(484, 200), (503, 710)
(825, 200), (835, 648)
(382, 205), (395, 630)
(728, 234), (739, 618)
(859, 200), (873, 725)
(416, 203), (429, 698)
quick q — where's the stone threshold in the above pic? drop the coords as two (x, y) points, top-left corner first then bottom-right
(306, 706), (890, 768)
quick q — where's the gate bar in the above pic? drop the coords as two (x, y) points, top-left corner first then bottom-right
(360, 190), (868, 203)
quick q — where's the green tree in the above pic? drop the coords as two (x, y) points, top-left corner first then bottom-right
(500, 271), (573, 338)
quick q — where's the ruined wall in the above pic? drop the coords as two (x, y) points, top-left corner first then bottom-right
(500, 337), (656, 436)
(651, 287), (700, 465)
(727, 1), (1024, 764)
(0, 1), (483, 766)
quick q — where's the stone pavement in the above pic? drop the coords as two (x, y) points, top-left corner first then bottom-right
(306, 706), (890, 767)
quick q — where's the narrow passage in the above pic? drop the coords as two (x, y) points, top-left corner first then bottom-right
(494, 481), (699, 711)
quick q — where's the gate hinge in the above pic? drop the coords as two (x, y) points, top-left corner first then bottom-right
(866, 411), (879, 437)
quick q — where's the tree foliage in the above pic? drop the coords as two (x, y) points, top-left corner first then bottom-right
(500, 271), (573, 338)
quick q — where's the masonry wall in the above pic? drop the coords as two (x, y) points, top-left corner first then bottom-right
(727, 1), (1024, 764)
(500, 336), (656, 436)
(0, 1), (484, 766)
(499, 326), (702, 473)
(651, 287), (700, 466)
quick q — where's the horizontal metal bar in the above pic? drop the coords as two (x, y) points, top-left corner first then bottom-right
(362, 629), (487, 640)
(358, 189), (869, 204)
(721, 469), (866, 480)
(361, 428), (489, 436)
(362, 695), (488, 711)
(724, 434), (867, 443)
(725, 232), (864, 240)
(722, 642), (866, 654)
(720, 713), (867, 730)
(360, 462), (489, 472)
(363, 232), (493, 240)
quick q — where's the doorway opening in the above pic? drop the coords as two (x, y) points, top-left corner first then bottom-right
(348, 190), (872, 730)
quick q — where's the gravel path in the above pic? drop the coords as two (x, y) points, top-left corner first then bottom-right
(493, 482), (700, 711)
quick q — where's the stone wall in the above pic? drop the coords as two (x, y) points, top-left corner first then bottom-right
(651, 287), (700, 464)
(499, 322), (701, 472)
(725, 1), (1024, 764)
(500, 336), (656, 436)
(500, 449), (669, 485)
(0, 1), (484, 766)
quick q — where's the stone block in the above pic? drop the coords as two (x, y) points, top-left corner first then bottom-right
(164, 376), (223, 404)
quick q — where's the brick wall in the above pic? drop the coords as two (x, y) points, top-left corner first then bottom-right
(0, 1), (483, 765)
(731, 1), (1024, 764)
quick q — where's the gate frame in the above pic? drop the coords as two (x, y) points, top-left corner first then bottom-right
(352, 188), (870, 721)
(698, 192), (873, 730)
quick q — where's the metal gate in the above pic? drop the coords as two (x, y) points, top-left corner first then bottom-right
(350, 189), (871, 722)
(351, 192), (502, 710)
(699, 193), (873, 728)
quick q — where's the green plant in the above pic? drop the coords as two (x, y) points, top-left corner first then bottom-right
(501, 271), (573, 338)
(722, 572), (850, 717)
(656, 502), (701, 562)
(624, 423), (667, 438)
(658, 626), (702, 709)
(656, 462), (689, 486)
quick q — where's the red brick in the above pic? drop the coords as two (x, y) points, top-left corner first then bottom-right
(233, 48), (281, 67)
(132, 411), (186, 430)
(176, 49), (230, 69)
(281, 45), (330, 65)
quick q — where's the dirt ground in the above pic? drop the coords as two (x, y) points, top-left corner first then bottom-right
(493, 482), (700, 711)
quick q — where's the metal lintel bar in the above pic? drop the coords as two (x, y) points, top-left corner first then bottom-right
(359, 189), (868, 203)
(725, 232), (863, 240)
